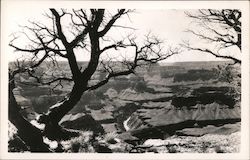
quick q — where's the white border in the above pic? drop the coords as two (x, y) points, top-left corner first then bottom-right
(1, 1), (249, 159)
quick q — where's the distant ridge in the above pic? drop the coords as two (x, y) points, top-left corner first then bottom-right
(160, 60), (231, 66)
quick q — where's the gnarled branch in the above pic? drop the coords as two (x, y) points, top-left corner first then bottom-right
(185, 9), (241, 63)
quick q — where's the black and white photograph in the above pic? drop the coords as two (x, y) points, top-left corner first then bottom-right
(1, 0), (249, 159)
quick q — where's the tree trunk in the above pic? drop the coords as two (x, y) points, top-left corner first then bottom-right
(38, 20), (102, 140)
(38, 82), (86, 140)
(42, 83), (86, 124)
(9, 82), (51, 152)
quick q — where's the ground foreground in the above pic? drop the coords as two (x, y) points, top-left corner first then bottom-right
(8, 121), (240, 153)
(142, 131), (240, 153)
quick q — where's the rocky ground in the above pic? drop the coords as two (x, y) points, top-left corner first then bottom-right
(8, 121), (240, 153)
(142, 131), (240, 153)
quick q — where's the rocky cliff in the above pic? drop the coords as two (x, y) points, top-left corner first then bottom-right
(123, 86), (240, 139)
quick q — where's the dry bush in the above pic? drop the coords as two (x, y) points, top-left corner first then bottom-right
(61, 131), (94, 153)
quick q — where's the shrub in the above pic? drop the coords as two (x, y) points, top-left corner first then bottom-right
(61, 131), (95, 153)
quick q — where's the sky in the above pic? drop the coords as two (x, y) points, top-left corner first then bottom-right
(1, 1), (243, 63)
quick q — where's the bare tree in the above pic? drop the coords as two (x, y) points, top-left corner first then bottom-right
(183, 9), (241, 64)
(9, 9), (179, 140)
(183, 9), (241, 110)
